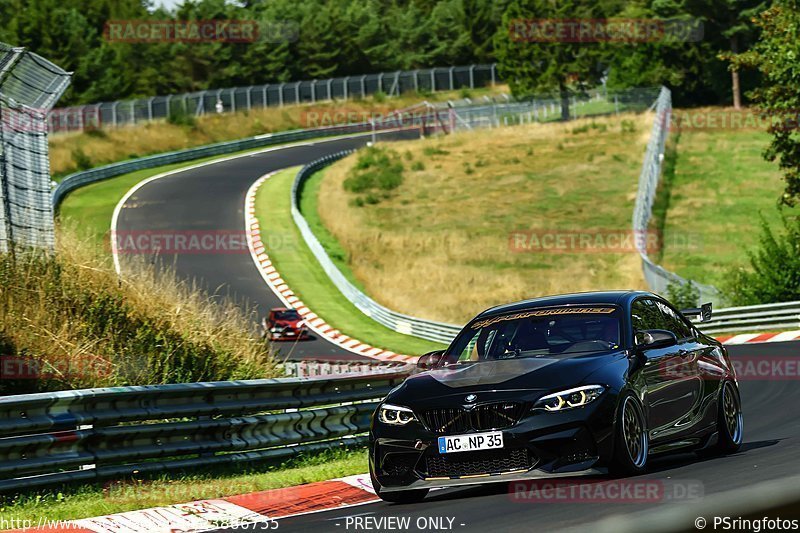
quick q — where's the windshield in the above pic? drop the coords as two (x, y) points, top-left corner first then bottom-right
(274, 310), (301, 321)
(445, 305), (622, 364)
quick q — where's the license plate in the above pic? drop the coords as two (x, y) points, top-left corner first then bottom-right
(438, 431), (504, 454)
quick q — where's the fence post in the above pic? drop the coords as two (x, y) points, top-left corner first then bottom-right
(112, 101), (119, 127)
(229, 88), (236, 112)
(246, 86), (253, 110)
(449, 66), (455, 91)
(294, 82), (300, 104)
(490, 64), (496, 86)
(413, 70), (419, 92)
(343, 77), (349, 100)
(326, 79), (332, 101)
(147, 98), (154, 121)
(430, 69), (435, 92)
(278, 83), (284, 107)
(469, 65), (475, 89)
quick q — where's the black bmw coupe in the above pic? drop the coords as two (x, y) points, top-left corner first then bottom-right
(369, 291), (743, 503)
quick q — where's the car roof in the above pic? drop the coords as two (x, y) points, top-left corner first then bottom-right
(474, 290), (656, 319)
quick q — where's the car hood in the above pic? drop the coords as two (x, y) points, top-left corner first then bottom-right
(387, 351), (623, 403)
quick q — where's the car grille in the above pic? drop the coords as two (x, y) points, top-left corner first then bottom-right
(421, 402), (526, 434)
(425, 448), (532, 478)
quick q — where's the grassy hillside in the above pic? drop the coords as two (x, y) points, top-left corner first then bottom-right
(653, 111), (784, 288)
(0, 226), (277, 394)
(49, 86), (505, 178)
(316, 114), (653, 325)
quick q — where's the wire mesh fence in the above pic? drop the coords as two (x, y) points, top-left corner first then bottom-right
(632, 87), (722, 305)
(0, 42), (70, 253)
(48, 64), (498, 134)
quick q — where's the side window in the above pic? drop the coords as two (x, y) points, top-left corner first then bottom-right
(654, 300), (694, 340)
(631, 299), (663, 331)
(632, 299), (693, 340)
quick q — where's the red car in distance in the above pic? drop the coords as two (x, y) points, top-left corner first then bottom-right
(262, 308), (309, 341)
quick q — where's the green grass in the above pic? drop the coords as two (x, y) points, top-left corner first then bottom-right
(656, 116), (785, 288)
(0, 447), (367, 523)
(300, 168), (367, 292)
(57, 138), (355, 248)
(256, 167), (446, 355)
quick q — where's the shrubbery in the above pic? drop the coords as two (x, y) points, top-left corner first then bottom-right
(344, 146), (404, 206)
(726, 211), (800, 305)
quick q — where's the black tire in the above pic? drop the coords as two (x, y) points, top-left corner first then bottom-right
(701, 380), (743, 456)
(610, 393), (649, 476)
(370, 470), (429, 504)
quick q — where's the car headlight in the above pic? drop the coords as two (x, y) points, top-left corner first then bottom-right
(378, 403), (417, 425)
(534, 385), (605, 412)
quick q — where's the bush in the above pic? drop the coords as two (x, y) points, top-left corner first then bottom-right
(71, 147), (92, 171)
(666, 280), (700, 309)
(167, 104), (197, 128)
(344, 146), (404, 204)
(726, 211), (800, 305)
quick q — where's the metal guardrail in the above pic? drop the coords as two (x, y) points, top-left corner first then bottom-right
(632, 87), (722, 305)
(52, 121), (378, 210)
(292, 151), (463, 345)
(282, 359), (411, 378)
(693, 301), (800, 335)
(0, 370), (410, 493)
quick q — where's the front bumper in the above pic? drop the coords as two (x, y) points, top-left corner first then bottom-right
(370, 394), (616, 492)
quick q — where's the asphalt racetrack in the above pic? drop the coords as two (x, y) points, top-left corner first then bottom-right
(115, 130), (418, 361)
(234, 341), (800, 532)
(116, 128), (800, 531)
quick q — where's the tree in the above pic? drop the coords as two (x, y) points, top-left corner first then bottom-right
(494, 0), (607, 120)
(705, 0), (767, 109)
(731, 0), (800, 206)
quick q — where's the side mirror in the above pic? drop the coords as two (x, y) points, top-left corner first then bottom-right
(635, 329), (678, 350)
(417, 350), (445, 370)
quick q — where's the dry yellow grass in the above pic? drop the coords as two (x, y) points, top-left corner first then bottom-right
(316, 114), (653, 324)
(0, 223), (277, 392)
(49, 86), (507, 177)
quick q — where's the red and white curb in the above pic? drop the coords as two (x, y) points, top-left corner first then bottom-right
(7, 474), (379, 533)
(718, 330), (800, 345)
(244, 171), (415, 364)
